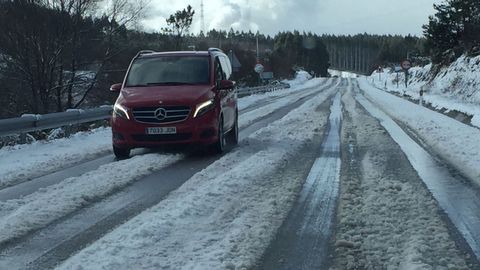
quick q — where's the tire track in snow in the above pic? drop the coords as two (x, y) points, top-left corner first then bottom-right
(259, 90), (343, 270)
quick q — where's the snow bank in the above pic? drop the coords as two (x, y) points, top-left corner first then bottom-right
(56, 84), (336, 270)
(369, 55), (480, 128)
(0, 128), (112, 188)
(284, 70), (313, 87)
(358, 78), (480, 186)
(0, 153), (180, 244)
(329, 69), (358, 78)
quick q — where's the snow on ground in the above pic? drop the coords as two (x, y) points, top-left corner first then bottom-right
(238, 76), (327, 111)
(329, 69), (358, 78)
(240, 78), (335, 128)
(0, 128), (112, 188)
(368, 55), (480, 128)
(282, 70), (312, 87)
(330, 84), (470, 269)
(358, 78), (480, 187)
(56, 83), (336, 270)
(0, 153), (180, 244)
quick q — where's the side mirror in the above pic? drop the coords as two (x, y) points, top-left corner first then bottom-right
(110, 83), (122, 92)
(218, 80), (235, 90)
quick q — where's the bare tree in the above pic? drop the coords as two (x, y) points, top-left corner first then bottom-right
(0, 0), (148, 115)
(162, 5), (195, 50)
(73, 0), (150, 108)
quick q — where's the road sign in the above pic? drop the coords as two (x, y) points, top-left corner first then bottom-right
(401, 60), (412, 88)
(254, 63), (264, 74)
(401, 60), (412, 70)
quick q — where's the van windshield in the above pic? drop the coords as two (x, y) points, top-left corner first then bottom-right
(125, 56), (210, 87)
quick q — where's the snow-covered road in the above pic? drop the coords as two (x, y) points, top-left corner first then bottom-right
(329, 80), (479, 269)
(260, 91), (343, 270)
(0, 77), (479, 270)
(0, 77), (337, 269)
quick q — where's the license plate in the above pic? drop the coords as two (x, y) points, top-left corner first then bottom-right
(146, 127), (176, 135)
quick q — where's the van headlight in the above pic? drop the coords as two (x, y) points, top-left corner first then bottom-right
(193, 99), (214, 118)
(114, 103), (130, 120)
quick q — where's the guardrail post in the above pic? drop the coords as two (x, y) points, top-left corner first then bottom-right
(64, 125), (72, 137)
(19, 133), (27, 144)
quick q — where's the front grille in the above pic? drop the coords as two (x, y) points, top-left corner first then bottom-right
(132, 106), (191, 124)
(132, 133), (192, 142)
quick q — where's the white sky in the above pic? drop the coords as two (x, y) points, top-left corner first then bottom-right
(141, 0), (439, 36)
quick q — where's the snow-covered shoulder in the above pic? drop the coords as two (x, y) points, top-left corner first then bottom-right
(358, 78), (480, 187)
(0, 128), (112, 188)
(368, 55), (480, 128)
(0, 153), (180, 244)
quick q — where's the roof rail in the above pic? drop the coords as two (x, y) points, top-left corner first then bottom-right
(208, 48), (223, 53)
(135, 50), (156, 58)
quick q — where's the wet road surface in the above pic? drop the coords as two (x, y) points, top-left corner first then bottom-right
(259, 91), (342, 269)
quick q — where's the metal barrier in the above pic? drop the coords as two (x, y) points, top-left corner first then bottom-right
(237, 84), (290, 97)
(0, 106), (112, 137)
(0, 84), (290, 137)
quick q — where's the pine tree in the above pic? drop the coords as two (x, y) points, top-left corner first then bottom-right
(423, 0), (480, 63)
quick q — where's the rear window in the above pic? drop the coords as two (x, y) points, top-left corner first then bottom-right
(125, 56), (210, 86)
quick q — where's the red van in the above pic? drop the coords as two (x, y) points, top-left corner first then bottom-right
(109, 48), (238, 158)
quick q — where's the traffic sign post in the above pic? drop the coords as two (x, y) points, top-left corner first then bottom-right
(401, 59), (412, 88)
(254, 62), (264, 85)
(419, 86), (424, 106)
(394, 65), (402, 88)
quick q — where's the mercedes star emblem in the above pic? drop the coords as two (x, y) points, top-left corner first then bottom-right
(154, 108), (167, 120)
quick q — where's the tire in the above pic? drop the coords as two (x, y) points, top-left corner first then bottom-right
(211, 117), (225, 154)
(113, 145), (130, 159)
(227, 111), (238, 145)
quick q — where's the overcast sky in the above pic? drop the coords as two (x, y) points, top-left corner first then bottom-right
(141, 0), (439, 36)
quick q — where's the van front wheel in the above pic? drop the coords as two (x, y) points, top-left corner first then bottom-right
(227, 112), (238, 145)
(113, 145), (130, 159)
(211, 117), (225, 154)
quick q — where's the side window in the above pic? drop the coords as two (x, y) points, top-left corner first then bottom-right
(219, 56), (232, 80)
(215, 57), (225, 81)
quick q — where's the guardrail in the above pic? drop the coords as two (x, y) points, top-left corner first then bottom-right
(237, 84), (290, 97)
(0, 106), (112, 137)
(0, 84), (290, 138)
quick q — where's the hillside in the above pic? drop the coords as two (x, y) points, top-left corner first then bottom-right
(369, 55), (480, 128)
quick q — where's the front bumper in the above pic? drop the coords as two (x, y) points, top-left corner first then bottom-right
(111, 111), (219, 149)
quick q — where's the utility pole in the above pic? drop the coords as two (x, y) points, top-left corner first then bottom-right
(256, 34), (259, 60)
(200, 0), (205, 34)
